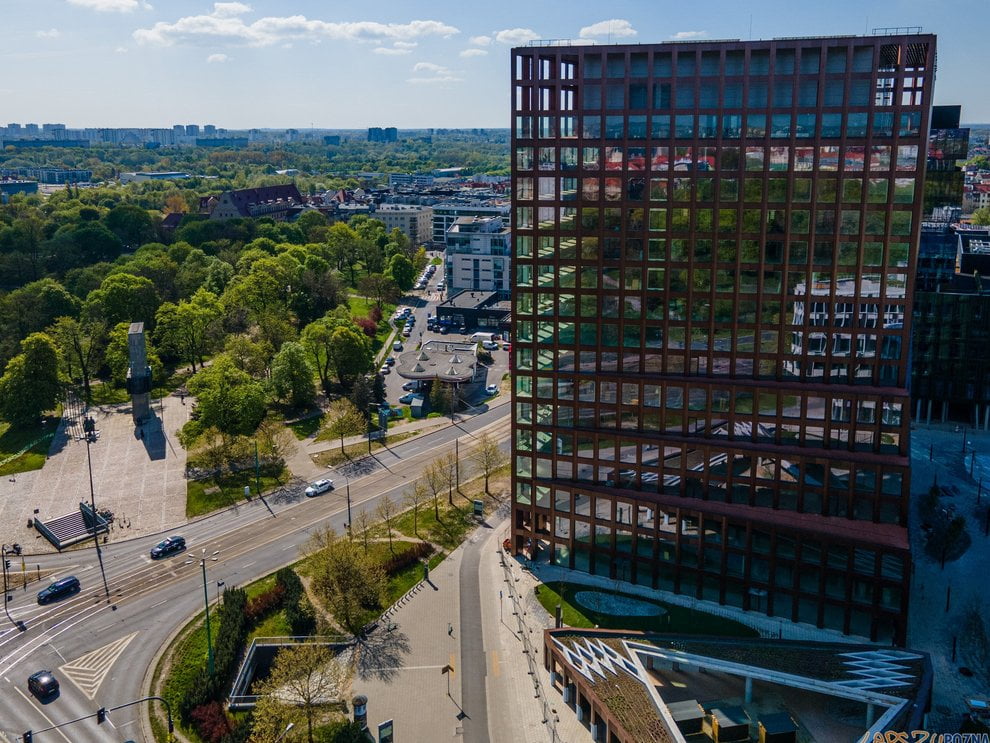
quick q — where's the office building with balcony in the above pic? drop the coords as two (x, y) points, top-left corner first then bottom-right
(510, 34), (935, 645)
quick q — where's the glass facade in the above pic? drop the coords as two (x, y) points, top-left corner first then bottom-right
(511, 36), (936, 645)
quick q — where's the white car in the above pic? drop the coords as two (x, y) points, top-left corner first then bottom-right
(485, 384), (499, 396)
(481, 340), (499, 350)
(305, 479), (334, 497)
(379, 364), (391, 374)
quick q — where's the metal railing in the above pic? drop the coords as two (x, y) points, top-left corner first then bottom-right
(498, 550), (561, 743)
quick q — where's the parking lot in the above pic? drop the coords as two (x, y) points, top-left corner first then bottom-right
(378, 255), (510, 415)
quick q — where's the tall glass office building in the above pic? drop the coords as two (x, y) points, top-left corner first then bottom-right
(510, 34), (935, 645)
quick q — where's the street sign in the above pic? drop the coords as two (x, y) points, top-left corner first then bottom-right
(378, 719), (394, 743)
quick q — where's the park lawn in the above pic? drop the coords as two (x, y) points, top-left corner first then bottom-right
(347, 294), (396, 319)
(387, 551), (445, 602)
(285, 413), (323, 440)
(534, 582), (759, 638)
(311, 431), (419, 468)
(186, 468), (289, 518)
(0, 418), (58, 477)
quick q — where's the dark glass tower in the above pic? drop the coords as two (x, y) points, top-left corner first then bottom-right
(510, 35), (936, 645)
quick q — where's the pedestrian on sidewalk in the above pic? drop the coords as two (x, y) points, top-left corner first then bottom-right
(448, 622), (454, 637)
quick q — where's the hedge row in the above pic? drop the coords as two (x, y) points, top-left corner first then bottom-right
(381, 541), (434, 576)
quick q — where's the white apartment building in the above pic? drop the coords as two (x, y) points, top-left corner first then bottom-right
(375, 204), (433, 245)
(444, 216), (511, 297)
(431, 202), (510, 246)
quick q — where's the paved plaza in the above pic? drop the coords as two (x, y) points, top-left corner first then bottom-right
(0, 396), (190, 554)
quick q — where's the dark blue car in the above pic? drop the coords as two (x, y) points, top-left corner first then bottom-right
(37, 576), (80, 605)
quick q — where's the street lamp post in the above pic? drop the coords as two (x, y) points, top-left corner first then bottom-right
(1, 544), (16, 629)
(275, 722), (295, 742)
(200, 548), (219, 675)
(336, 468), (352, 534)
(82, 415), (111, 602)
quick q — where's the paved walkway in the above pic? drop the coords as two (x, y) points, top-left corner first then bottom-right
(353, 510), (589, 743)
(0, 396), (190, 553)
(907, 422), (990, 732)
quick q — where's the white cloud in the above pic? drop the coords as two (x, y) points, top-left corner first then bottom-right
(115, 46), (129, 53)
(212, 1), (251, 17)
(67, 0), (139, 11)
(494, 28), (539, 45)
(134, 4), (459, 47)
(394, 41), (417, 49)
(374, 46), (412, 55)
(460, 48), (488, 58)
(408, 61), (461, 84)
(36, 28), (61, 39)
(579, 19), (636, 39)
(206, 53), (228, 63)
(671, 30), (706, 39)
(469, 34), (491, 46)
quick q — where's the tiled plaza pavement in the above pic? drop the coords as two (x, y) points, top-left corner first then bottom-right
(0, 396), (190, 554)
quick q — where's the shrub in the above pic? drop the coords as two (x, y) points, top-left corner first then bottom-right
(245, 584), (285, 624)
(353, 316), (377, 338)
(190, 702), (233, 743)
(368, 306), (383, 324)
(381, 542), (434, 576)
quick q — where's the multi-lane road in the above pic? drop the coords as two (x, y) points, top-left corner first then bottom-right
(0, 403), (509, 743)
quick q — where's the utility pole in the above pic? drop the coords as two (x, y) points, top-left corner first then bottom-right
(1, 545), (14, 629)
(254, 439), (262, 497)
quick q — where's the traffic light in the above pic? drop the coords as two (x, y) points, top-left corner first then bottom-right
(23, 732), (32, 743)
(96, 707), (107, 724)
(4, 560), (9, 569)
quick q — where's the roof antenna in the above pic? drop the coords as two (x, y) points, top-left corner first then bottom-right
(749, 14), (753, 41)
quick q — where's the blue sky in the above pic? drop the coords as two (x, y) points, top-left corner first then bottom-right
(4, 0), (987, 128)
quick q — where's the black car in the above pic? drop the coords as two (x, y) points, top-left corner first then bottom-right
(37, 576), (80, 605)
(150, 535), (186, 559)
(28, 670), (59, 698)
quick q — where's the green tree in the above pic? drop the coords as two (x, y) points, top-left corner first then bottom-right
(0, 333), (63, 426)
(327, 325), (373, 388)
(48, 316), (105, 402)
(972, 207), (990, 226)
(186, 354), (267, 435)
(348, 374), (371, 418)
(321, 398), (365, 453)
(403, 482), (428, 537)
(154, 288), (223, 372)
(224, 333), (272, 378)
(105, 204), (156, 247)
(385, 253), (415, 291)
(307, 526), (386, 635)
(472, 433), (507, 495)
(104, 321), (164, 387)
(251, 642), (351, 743)
(357, 273), (400, 311)
(376, 494), (398, 555)
(84, 272), (161, 328)
(270, 341), (317, 408)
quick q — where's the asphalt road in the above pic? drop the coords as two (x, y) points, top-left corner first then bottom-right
(0, 403), (509, 743)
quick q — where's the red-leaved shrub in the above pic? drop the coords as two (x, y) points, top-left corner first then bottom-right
(190, 702), (232, 743)
(354, 316), (378, 338)
(245, 584), (285, 623)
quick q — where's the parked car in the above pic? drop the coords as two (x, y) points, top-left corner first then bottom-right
(439, 326), (449, 334)
(503, 342), (512, 351)
(402, 327), (412, 337)
(393, 341), (403, 351)
(401, 381), (419, 391)
(37, 576), (80, 605)
(458, 326), (467, 334)
(385, 356), (396, 366)
(305, 479), (334, 497)
(150, 535), (186, 559)
(485, 384), (499, 396)
(398, 392), (418, 404)
(28, 671), (59, 699)
(379, 364), (391, 374)
(481, 340), (499, 350)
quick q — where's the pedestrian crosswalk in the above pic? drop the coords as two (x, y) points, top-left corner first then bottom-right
(60, 632), (138, 699)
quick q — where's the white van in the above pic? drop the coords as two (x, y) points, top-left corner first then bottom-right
(470, 332), (496, 343)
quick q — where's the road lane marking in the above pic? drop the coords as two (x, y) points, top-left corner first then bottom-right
(13, 687), (73, 743)
(60, 631), (138, 699)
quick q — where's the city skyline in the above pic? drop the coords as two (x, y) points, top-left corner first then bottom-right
(3, 0), (987, 128)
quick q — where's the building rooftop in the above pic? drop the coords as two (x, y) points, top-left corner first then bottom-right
(437, 290), (509, 310)
(394, 341), (477, 383)
(547, 628), (931, 743)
